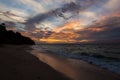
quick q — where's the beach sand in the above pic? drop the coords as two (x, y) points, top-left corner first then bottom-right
(0, 45), (69, 80)
(0, 45), (120, 80)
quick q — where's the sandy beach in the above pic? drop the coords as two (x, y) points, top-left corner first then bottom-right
(0, 45), (120, 80)
(0, 45), (69, 80)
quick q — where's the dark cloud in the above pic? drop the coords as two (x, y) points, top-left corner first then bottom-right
(25, 2), (80, 24)
(26, 0), (102, 24)
(76, 16), (120, 42)
(24, 2), (81, 32)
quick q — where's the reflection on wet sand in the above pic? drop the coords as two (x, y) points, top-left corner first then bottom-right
(31, 49), (120, 80)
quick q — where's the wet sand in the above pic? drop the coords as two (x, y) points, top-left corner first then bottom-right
(31, 47), (120, 80)
(0, 45), (69, 80)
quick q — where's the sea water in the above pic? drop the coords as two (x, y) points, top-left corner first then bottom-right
(31, 44), (120, 75)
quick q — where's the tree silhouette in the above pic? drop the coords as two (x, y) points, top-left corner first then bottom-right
(0, 23), (6, 32)
(0, 23), (35, 45)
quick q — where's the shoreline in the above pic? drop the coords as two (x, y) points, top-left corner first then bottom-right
(31, 45), (120, 80)
(0, 45), (69, 80)
(35, 45), (120, 75)
(48, 51), (120, 75)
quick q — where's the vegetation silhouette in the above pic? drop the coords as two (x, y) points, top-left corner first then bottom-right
(0, 23), (35, 45)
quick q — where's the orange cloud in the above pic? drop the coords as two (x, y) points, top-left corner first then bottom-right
(21, 12), (120, 44)
(39, 31), (80, 43)
(49, 32), (79, 39)
(54, 21), (83, 33)
(112, 13), (120, 17)
(38, 21), (84, 43)
(40, 38), (77, 43)
(98, 13), (120, 23)
(87, 27), (105, 32)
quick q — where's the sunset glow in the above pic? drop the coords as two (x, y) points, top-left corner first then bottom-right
(87, 27), (105, 32)
(0, 1), (120, 80)
(54, 21), (83, 33)
(40, 38), (77, 43)
(0, 0), (120, 43)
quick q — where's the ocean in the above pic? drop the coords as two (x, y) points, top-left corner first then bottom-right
(31, 44), (120, 75)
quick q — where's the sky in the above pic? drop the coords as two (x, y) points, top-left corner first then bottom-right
(0, 0), (120, 43)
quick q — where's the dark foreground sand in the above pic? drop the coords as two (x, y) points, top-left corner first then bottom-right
(0, 45), (69, 80)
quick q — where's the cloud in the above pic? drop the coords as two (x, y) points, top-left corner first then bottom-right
(25, 0), (101, 25)
(19, 0), (46, 14)
(76, 14), (120, 42)
(24, 0), (103, 33)
(42, 13), (120, 43)
(104, 0), (120, 12)
(0, 11), (26, 23)
(0, 0), (120, 43)
(23, 1), (120, 43)
(53, 20), (83, 33)
(24, 1), (82, 31)
(96, 0), (120, 17)
(0, 1), (28, 23)
(25, 2), (79, 24)
(39, 32), (79, 43)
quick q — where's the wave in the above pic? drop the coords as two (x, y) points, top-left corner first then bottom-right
(31, 44), (120, 75)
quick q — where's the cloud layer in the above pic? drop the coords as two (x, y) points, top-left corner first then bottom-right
(0, 0), (120, 43)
